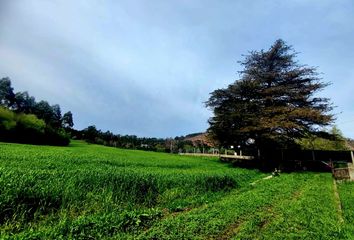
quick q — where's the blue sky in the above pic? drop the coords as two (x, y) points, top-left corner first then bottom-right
(0, 0), (353, 138)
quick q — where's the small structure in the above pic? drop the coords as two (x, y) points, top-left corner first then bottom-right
(333, 163), (354, 180)
(219, 154), (254, 162)
(332, 151), (354, 180)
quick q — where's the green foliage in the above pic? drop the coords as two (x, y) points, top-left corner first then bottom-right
(297, 137), (348, 151)
(0, 107), (16, 130)
(0, 107), (69, 146)
(43, 126), (70, 146)
(16, 113), (46, 133)
(33, 100), (56, 125)
(14, 91), (36, 113)
(297, 126), (348, 150)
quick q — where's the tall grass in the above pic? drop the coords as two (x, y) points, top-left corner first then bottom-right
(0, 141), (261, 238)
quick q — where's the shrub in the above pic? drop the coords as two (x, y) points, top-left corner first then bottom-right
(0, 107), (69, 146)
(0, 107), (16, 130)
(16, 113), (46, 133)
(43, 127), (70, 146)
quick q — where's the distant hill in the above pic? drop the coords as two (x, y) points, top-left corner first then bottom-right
(183, 132), (216, 147)
(184, 132), (204, 138)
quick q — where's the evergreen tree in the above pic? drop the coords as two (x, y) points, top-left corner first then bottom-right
(206, 39), (333, 150)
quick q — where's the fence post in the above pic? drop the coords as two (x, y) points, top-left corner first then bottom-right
(351, 151), (354, 164)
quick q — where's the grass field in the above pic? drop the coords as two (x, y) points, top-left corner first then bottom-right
(0, 141), (353, 239)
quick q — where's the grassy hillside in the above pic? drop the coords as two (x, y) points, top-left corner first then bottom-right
(0, 141), (353, 239)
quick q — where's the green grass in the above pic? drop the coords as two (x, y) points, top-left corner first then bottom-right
(232, 173), (344, 239)
(338, 181), (354, 239)
(142, 173), (347, 240)
(0, 140), (353, 239)
(0, 141), (261, 239)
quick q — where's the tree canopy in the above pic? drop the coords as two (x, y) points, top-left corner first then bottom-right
(62, 111), (74, 129)
(206, 39), (333, 150)
(0, 77), (15, 108)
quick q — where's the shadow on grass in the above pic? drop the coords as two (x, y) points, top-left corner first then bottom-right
(219, 157), (333, 173)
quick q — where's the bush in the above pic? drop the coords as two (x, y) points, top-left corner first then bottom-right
(16, 113), (46, 133)
(43, 127), (70, 146)
(0, 107), (69, 146)
(0, 107), (16, 130)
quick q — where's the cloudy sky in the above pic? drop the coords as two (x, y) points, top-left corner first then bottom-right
(0, 0), (353, 138)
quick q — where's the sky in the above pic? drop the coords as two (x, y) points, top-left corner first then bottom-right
(0, 0), (353, 138)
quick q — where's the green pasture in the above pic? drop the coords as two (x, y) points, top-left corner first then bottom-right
(0, 141), (353, 239)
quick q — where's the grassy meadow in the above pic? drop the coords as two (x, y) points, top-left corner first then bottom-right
(0, 141), (353, 239)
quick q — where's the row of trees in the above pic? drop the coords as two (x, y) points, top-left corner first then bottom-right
(0, 77), (74, 145)
(0, 78), (211, 152)
(72, 125), (204, 153)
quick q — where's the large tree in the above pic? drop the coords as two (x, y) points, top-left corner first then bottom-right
(206, 39), (333, 150)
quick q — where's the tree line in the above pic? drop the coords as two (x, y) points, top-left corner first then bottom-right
(0, 77), (208, 151)
(0, 77), (73, 145)
(71, 125), (207, 153)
